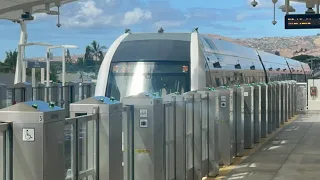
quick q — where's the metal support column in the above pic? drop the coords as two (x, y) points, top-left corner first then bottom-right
(253, 84), (261, 143)
(259, 83), (268, 138)
(243, 84), (254, 148)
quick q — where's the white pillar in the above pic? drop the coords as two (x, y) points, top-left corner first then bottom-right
(32, 68), (36, 87)
(46, 55), (50, 87)
(41, 68), (45, 84)
(62, 48), (66, 86)
(317, 0), (319, 13)
(14, 21), (28, 84)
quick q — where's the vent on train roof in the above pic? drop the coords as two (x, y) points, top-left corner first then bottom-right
(235, 63), (241, 69)
(276, 68), (280, 71)
(283, 68), (286, 71)
(213, 62), (221, 68)
(250, 65), (255, 70)
(269, 67), (273, 71)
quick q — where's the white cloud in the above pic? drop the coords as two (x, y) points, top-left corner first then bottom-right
(154, 20), (186, 28)
(121, 8), (152, 26)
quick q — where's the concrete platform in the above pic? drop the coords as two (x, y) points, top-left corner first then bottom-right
(209, 114), (320, 180)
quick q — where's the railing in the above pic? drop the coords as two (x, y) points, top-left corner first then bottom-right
(65, 110), (99, 180)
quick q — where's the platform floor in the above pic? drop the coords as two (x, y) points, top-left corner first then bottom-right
(212, 114), (320, 180)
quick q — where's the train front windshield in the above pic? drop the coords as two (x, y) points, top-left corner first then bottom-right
(106, 61), (190, 100)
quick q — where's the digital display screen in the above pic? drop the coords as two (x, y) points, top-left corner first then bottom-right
(285, 14), (320, 29)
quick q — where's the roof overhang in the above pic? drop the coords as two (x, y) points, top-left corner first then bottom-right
(0, 0), (77, 21)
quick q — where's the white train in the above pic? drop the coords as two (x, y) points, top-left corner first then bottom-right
(95, 30), (311, 100)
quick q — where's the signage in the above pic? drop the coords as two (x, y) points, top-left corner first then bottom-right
(285, 14), (320, 29)
(26, 61), (46, 68)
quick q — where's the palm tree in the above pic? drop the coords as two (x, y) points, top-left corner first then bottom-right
(88, 40), (107, 63)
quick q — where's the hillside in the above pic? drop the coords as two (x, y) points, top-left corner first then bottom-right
(209, 34), (320, 58)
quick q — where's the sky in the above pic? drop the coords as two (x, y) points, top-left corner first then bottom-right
(0, 0), (319, 60)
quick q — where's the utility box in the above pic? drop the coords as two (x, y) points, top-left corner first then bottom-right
(216, 86), (234, 165)
(70, 96), (123, 180)
(122, 93), (164, 180)
(231, 85), (244, 157)
(243, 84), (254, 149)
(0, 101), (65, 180)
(196, 87), (220, 177)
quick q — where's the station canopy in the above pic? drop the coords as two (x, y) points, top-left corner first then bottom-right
(0, 0), (76, 21)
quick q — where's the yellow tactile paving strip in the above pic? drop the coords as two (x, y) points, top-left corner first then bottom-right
(203, 115), (299, 180)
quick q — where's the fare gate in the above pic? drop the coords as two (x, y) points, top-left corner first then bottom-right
(253, 84), (261, 143)
(283, 81), (288, 122)
(267, 83), (273, 134)
(292, 81), (297, 115)
(296, 83), (307, 114)
(70, 96), (123, 180)
(275, 82), (281, 128)
(163, 93), (187, 180)
(259, 83), (268, 138)
(243, 85), (254, 149)
(196, 88), (220, 177)
(183, 91), (203, 180)
(12, 82), (32, 104)
(122, 93), (164, 180)
(0, 101), (66, 180)
(232, 85), (244, 156)
(216, 87), (234, 165)
(280, 82), (285, 124)
(0, 83), (7, 109)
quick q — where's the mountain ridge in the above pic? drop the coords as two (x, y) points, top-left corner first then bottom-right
(209, 34), (320, 58)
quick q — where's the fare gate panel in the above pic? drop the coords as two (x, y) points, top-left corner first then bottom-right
(271, 83), (277, 131)
(287, 81), (292, 119)
(200, 94), (209, 177)
(284, 82), (288, 122)
(267, 83), (273, 134)
(164, 102), (176, 180)
(0, 101), (65, 180)
(13, 82), (32, 104)
(70, 96), (123, 180)
(259, 83), (268, 138)
(253, 84), (261, 143)
(232, 85), (244, 157)
(0, 83), (7, 109)
(243, 85), (254, 149)
(280, 82), (285, 125)
(163, 93), (187, 180)
(292, 81), (297, 115)
(184, 91), (203, 180)
(122, 93), (164, 180)
(196, 88), (220, 177)
(296, 83), (307, 114)
(275, 82), (281, 128)
(216, 87), (234, 166)
(184, 94), (195, 180)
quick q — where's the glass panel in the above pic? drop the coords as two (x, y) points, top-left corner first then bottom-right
(106, 62), (190, 101)
(78, 119), (97, 180)
(64, 124), (73, 179)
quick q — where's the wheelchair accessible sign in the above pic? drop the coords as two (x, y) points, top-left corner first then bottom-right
(22, 128), (35, 142)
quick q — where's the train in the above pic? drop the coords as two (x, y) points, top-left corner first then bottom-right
(94, 30), (312, 100)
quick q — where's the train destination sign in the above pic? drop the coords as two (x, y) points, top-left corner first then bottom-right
(285, 14), (320, 29)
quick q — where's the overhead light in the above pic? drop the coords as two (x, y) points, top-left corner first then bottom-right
(279, 5), (296, 12)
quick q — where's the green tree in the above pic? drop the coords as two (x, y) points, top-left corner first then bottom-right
(0, 50), (18, 73)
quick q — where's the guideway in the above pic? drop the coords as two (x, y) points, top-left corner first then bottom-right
(0, 80), (307, 180)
